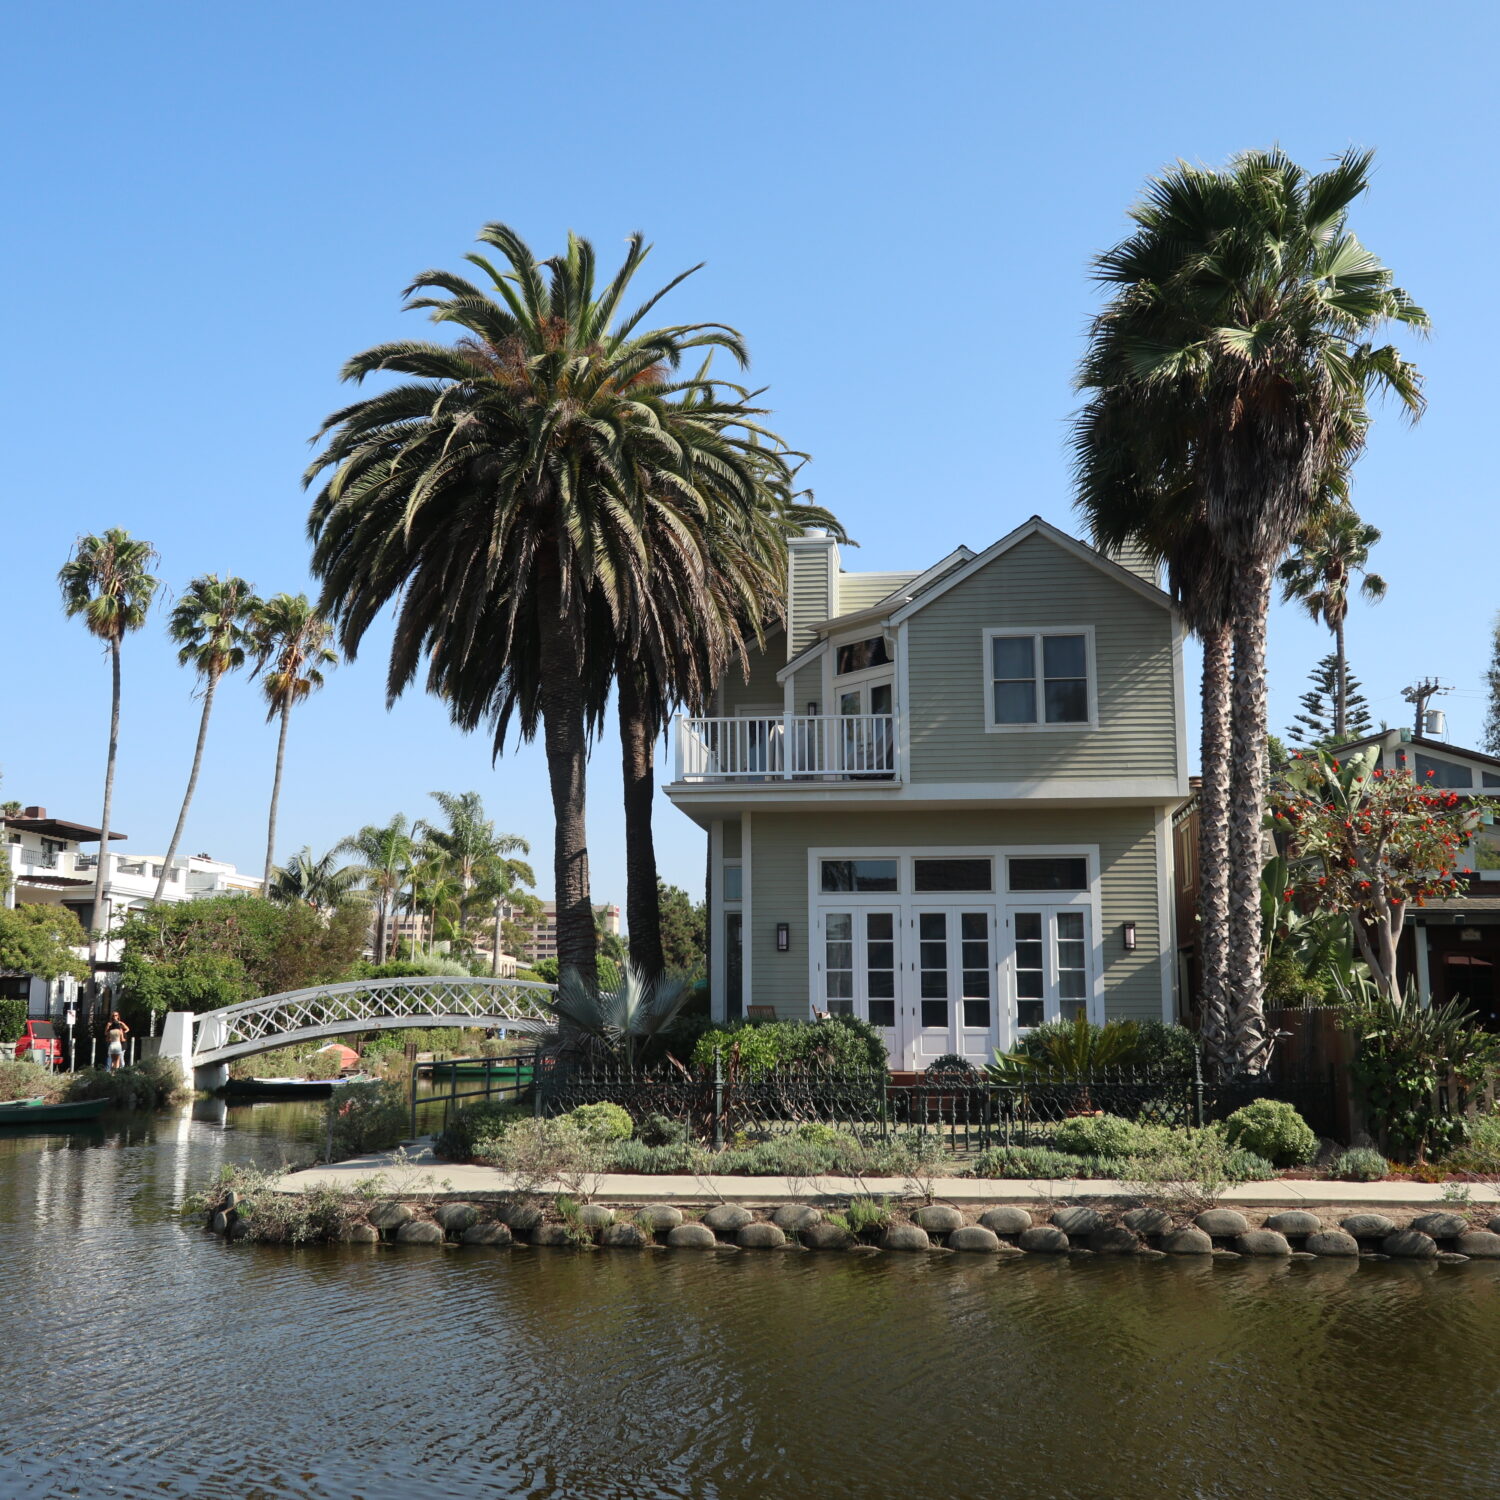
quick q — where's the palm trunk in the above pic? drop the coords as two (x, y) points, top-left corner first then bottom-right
(1197, 621), (1233, 1077)
(263, 700), (291, 889)
(492, 902), (503, 977)
(617, 662), (664, 981)
(536, 563), (598, 992)
(1226, 557), (1272, 1072)
(1333, 617), (1347, 741)
(376, 897), (388, 965)
(154, 670), (218, 903)
(87, 638), (123, 1028)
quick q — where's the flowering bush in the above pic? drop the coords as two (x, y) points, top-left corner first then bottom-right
(1270, 748), (1482, 997)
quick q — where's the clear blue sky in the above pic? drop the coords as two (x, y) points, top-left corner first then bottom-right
(3, 2), (1494, 914)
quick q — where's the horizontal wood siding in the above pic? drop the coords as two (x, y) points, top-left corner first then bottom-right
(719, 634), (786, 715)
(791, 659), (824, 713)
(789, 541), (836, 656)
(835, 572), (916, 614)
(906, 532), (1177, 782)
(746, 806), (1165, 1022)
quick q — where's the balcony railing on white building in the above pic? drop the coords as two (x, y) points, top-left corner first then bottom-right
(675, 714), (900, 782)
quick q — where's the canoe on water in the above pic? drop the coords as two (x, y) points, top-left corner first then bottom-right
(223, 1073), (375, 1100)
(0, 1096), (110, 1125)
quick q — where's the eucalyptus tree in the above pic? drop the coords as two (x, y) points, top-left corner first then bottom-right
(58, 528), (160, 1002)
(1278, 507), (1385, 740)
(337, 813), (417, 963)
(308, 223), (796, 990)
(1077, 148), (1425, 1068)
(251, 594), (337, 888)
(154, 574), (261, 902)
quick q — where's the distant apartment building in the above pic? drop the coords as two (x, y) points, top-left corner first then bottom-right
(2, 805), (263, 1016)
(505, 901), (621, 965)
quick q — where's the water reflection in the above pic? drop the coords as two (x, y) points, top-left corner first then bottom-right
(1, 1105), (1499, 1499)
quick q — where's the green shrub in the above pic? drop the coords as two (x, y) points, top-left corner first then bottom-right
(1050, 1113), (1142, 1159)
(828, 1195), (892, 1237)
(0, 1058), (64, 1103)
(637, 1112), (691, 1147)
(1130, 1021), (1199, 1075)
(67, 1057), (187, 1110)
(324, 1080), (408, 1158)
(1225, 1149), (1278, 1181)
(690, 1015), (887, 1077)
(433, 1100), (525, 1161)
(971, 1146), (1084, 1180)
(607, 1139), (710, 1174)
(1221, 1099), (1318, 1167)
(1331, 1146), (1388, 1182)
(0, 998), (27, 1046)
(793, 1121), (843, 1145)
(563, 1102), (634, 1143)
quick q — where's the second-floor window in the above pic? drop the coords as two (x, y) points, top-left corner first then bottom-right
(984, 628), (1093, 730)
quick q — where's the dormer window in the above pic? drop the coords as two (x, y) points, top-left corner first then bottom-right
(983, 628), (1095, 731)
(836, 636), (892, 675)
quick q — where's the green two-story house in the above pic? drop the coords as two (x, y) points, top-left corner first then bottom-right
(663, 515), (1189, 1071)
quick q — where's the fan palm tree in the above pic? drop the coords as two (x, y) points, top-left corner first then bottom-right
(418, 790), (532, 936)
(1278, 507), (1386, 740)
(268, 846), (363, 911)
(307, 224), (800, 991)
(58, 529), (159, 1009)
(154, 574), (261, 903)
(337, 813), (417, 963)
(1079, 148), (1426, 1069)
(251, 594), (337, 887)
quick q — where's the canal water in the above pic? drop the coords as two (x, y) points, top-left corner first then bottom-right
(2, 1102), (1500, 1500)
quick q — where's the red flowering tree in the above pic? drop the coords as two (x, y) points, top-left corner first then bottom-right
(1270, 748), (1482, 999)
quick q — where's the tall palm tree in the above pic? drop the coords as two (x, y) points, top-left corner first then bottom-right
(251, 594), (337, 888)
(337, 813), (416, 963)
(307, 224), (797, 991)
(1079, 148), (1426, 1069)
(58, 529), (159, 1011)
(154, 574), (261, 903)
(268, 846), (363, 912)
(1278, 507), (1385, 741)
(418, 790), (532, 946)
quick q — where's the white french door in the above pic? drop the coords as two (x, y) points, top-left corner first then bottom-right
(1003, 905), (1093, 1046)
(909, 907), (997, 1068)
(819, 908), (901, 1059)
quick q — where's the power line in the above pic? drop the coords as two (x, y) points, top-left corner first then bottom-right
(1401, 678), (1450, 737)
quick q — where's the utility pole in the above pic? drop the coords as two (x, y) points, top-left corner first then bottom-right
(1401, 679), (1449, 738)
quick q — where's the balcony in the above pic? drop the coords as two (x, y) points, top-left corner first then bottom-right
(674, 714), (900, 783)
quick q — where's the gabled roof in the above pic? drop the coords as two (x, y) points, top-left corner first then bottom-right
(1338, 729), (1500, 773)
(887, 516), (1173, 625)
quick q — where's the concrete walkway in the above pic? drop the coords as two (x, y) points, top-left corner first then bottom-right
(273, 1144), (1500, 1211)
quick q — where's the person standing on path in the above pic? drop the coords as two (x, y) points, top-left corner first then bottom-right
(105, 1012), (130, 1071)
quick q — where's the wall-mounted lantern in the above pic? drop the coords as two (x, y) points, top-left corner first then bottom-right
(1122, 921), (1137, 952)
(806, 701), (820, 717)
(776, 922), (791, 952)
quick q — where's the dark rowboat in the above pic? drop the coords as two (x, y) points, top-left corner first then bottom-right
(0, 1096), (109, 1125)
(223, 1073), (374, 1101)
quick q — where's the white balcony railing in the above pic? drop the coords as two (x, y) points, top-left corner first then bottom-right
(675, 714), (899, 782)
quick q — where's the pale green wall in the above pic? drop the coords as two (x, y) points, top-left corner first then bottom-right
(718, 633), (786, 715)
(836, 571), (915, 613)
(789, 540), (837, 655)
(905, 532), (1178, 782)
(745, 805), (1166, 1023)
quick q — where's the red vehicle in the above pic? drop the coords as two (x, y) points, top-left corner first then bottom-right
(15, 1020), (63, 1068)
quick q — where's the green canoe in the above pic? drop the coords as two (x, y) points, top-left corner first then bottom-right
(0, 1096), (109, 1125)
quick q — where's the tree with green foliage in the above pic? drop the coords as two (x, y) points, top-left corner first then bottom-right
(307, 224), (804, 991)
(155, 574), (261, 903)
(1287, 652), (1374, 747)
(417, 791), (532, 959)
(337, 814), (416, 964)
(656, 881), (705, 975)
(267, 847), (365, 913)
(1483, 612), (1500, 756)
(252, 594), (337, 888)
(1278, 508), (1385, 740)
(58, 528), (160, 1010)
(1074, 148), (1426, 1073)
(0, 905), (90, 984)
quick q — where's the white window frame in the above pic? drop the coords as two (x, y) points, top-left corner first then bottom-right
(982, 625), (1097, 733)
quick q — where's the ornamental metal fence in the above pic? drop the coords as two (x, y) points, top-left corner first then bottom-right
(532, 1053), (1339, 1153)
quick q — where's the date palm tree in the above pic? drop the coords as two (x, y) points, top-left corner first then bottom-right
(308, 224), (797, 990)
(154, 574), (261, 903)
(251, 594), (337, 888)
(418, 790), (532, 949)
(1278, 507), (1385, 741)
(58, 528), (159, 1008)
(337, 813), (417, 963)
(1080, 148), (1426, 1069)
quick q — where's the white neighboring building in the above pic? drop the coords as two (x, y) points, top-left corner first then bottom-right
(2, 806), (263, 1017)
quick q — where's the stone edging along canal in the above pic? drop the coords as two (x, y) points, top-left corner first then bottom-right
(198, 1192), (1500, 1263)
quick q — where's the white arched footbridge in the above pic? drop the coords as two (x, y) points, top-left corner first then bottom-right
(160, 975), (559, 1088)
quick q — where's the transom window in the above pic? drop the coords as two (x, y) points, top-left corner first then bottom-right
(836, 636), (892, 675)
(913, 857), (993, 893)
(985, 629), (1091, 728)
(1008, 856), (1089, 892)
(722, 864), (743, 903)
(821, 858), (899, 893)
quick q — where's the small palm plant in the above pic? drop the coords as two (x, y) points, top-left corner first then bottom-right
(993, 1014), (1143, 1076)
(551, 965), (693, 1067)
